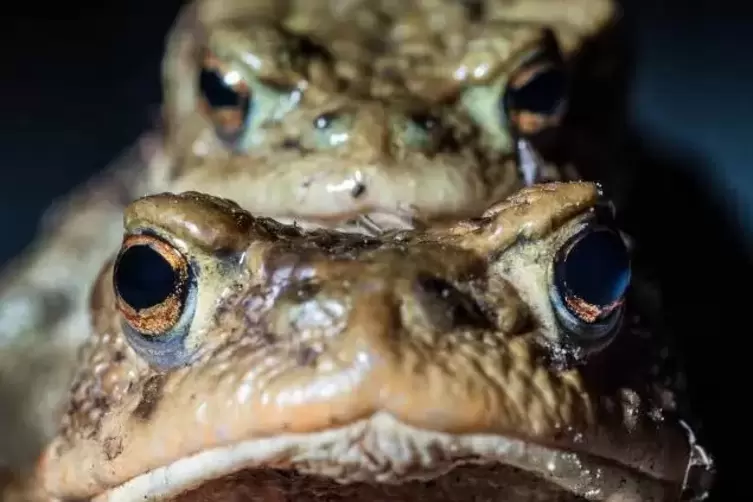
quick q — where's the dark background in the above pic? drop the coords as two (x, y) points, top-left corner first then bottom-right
(3, 1), (748, 499)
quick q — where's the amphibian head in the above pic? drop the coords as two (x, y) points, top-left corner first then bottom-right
(157, 0), (616, 231)
(39, 183), (713, 501)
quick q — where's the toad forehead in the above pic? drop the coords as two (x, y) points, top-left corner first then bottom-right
(219, 245), (490, 336)
(198, 0), (597, 101)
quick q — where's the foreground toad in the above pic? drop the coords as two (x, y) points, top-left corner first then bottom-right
(0, 0), (616, 469)
(35, 183), (714, 501)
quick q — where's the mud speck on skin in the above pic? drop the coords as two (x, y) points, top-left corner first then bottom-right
(132, 374), (166, 420)
(103, 435), (124, 460)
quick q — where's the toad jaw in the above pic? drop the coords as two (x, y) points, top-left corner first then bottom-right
(46, 382), (691, 502)
(84, 414), (684, 502)
(39, 184), (697, 501)
(41, 355), (692, 502)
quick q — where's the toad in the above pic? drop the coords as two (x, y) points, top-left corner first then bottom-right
(36, 183), (714, 501)
(0, 0), (616, 469)
(158, 0), (616, 230)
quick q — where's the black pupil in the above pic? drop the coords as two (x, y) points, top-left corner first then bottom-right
(200, 69), (243, 108)
(557, 229), (630, 309)
(507, 66), (566, 115)
(199, 68), (251, 146)
(114, 245), (178, 311)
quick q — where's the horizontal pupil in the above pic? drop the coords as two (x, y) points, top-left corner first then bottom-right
(115, 245), (178, 311)
(198, 68), (252, 146)
(508, 67), (566, 115)
(199, 69), (244, 108)
(558, 229), (630, 311)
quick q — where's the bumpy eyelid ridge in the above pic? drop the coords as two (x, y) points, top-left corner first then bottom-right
(445, 182), (599, 258)
(205, 26), (296, 85)
(124, 192), (257, 255)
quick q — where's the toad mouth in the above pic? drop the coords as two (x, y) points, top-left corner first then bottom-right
(96, 413), (692, 502)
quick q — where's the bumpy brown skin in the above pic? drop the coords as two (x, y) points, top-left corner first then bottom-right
(0, 137), (161, 468)
(0, 0), (616, 470)
(159, 0), (615, 226)
(38, 183), (696, 502)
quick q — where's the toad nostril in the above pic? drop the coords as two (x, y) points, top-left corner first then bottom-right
(350, 182), (366, 198)
(310, 111), (354, 149)
(313, 112), (339, 130)
(409, 113), (439, 132)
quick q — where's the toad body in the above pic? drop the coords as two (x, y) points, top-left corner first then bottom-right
(36, 183), (713, 502)
(0, 0), (615, 469)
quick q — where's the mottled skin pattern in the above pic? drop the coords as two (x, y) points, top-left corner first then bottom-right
(0, 0), (616, 470)
(32, 183), (710, 502)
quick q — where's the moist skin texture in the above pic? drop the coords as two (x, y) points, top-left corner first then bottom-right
(0, 0), (616, 470)
(34, 183), (711, 502)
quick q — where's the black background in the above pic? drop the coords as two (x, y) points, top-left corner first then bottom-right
(3, 1), (748, 499)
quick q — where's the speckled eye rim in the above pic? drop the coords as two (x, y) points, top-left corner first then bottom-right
(113, 234), (192, 337)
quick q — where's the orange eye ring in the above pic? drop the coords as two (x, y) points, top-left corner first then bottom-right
(505, 61), (568, 136)
(113, 234), (191, 337)
(198, 49), (252, 143)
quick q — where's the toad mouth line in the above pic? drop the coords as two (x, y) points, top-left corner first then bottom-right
(98, 412), (682, 502)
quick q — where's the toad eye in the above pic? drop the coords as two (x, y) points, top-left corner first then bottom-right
(199, 52), (252, 148)
(113, 234), (198, 367)
(549, 226), (631, 345)
(503, 61), (567, 136)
